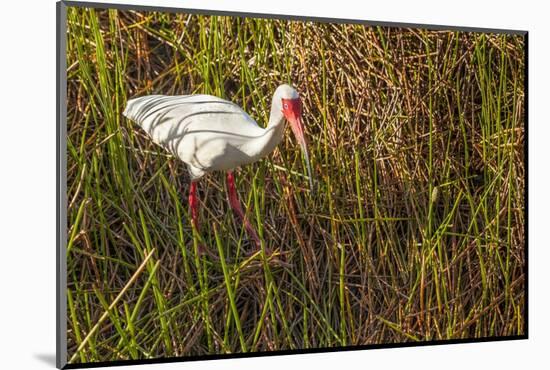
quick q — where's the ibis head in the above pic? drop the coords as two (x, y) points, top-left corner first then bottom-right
(277, 85), (314, 193)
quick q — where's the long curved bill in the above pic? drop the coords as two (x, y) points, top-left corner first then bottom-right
(289, 116), (315, 194)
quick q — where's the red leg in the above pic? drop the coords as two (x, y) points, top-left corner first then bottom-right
(188, 181), (199, 231)
(226, 171), (261, 249)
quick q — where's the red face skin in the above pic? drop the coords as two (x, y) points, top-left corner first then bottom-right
(281, 97), (314, 192)
(281, 97), (306, 148)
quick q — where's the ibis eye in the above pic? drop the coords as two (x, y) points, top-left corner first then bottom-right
(283, 103), (288, 109)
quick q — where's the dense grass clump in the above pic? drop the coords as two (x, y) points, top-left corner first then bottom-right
(65, 6), (525, 364)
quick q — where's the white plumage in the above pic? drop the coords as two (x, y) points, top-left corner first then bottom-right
(123, 84), (308, 182)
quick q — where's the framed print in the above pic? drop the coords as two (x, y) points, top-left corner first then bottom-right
(57, 1), (527, 368)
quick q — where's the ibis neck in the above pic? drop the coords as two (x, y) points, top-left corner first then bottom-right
(244, 97), (286, 159)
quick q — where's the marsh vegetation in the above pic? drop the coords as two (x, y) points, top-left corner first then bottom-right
(65, 7), (525, 364)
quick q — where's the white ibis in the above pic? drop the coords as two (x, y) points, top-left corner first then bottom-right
(123, 84), (313, 249)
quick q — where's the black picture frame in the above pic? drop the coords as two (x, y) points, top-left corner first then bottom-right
(57, 1), (528, 368)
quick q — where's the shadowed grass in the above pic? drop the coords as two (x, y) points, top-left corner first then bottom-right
(65, 7), (525, 364)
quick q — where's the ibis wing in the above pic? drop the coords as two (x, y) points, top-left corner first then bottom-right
(123, 94), (265, 172)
